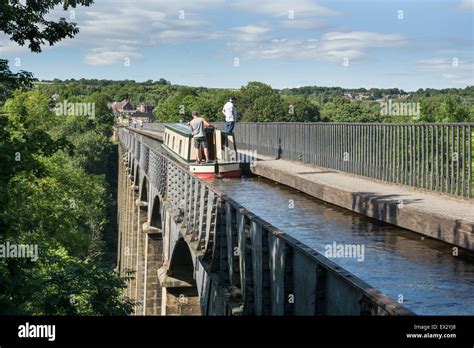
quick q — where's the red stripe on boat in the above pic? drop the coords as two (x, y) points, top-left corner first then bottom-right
(195, 173), (216, 179)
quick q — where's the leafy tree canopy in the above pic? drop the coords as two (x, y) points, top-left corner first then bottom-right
(0, 59), (35, 103)
(0, 0), (93, 53)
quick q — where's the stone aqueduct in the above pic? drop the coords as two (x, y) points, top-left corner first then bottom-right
(116, 127), (413, 316)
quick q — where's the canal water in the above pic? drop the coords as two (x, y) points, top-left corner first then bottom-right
(212, 176), (474, 315)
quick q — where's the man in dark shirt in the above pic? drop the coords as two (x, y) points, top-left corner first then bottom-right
(189, 111), (211, 163)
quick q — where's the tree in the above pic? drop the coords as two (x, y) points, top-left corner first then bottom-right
(238, 81), (277, 118)
(244, 94), (286, 122)
(369, 88), (383, 99)
(68, 131), (114, 175)
(153, 87), (197, 122)
(156, 78), (170, 85)
(0, 0), (93, 53)
(437, 95), (470, 122)
(0, 1), (133, 316)
(0, 59), (34, 103)
(418, 96), (441, 123)
(153, 97), (184, 122)
(469, 105), (474, 122)
(86, 92), (115, 137)
(281, 96), (320, 122)
(0, 90), (133, 315)
(181, 90), (230, 122)
(1, 91), (65, 180)
(322, 98), (381, 122)
(0, 246), (134, 315)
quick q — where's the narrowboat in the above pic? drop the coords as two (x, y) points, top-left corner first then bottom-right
(161, 123), (241, 179)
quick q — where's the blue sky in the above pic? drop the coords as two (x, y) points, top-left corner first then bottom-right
(1, 0), (473, 91)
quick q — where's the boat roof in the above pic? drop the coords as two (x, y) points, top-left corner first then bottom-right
(165, 123), (218, 136)
(166, 123), (193, 135)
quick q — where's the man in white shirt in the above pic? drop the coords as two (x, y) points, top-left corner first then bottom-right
(222, 97), (237, 133)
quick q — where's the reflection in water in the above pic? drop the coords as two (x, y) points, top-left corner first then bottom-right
(213, 176), (474, 315)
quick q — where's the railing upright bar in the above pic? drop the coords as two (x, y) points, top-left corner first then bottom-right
(462, 126), (466, 197)
(456, 126), (460, 196)
(468, 125), (472, 198)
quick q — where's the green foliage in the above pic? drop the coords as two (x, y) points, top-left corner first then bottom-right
(34, 79), (474, 124)
(4, 153), (108, 257)
(0, 1), (133, 316)
(68, 131), (114, 174)
(437, 95), (471, 122)
(243, 94), (286, 122)
(418, 97), (441, 123)
(322, 98), (381, 123)
(153, 86), (197, 122)
(182, 90), (230, 122)
(0, 90), (133, 315)
(0, 59), (35, 104)
(281, 96), (320, 122)
(238, 81), (276, 114)
(0, 0), (93, 53)
(87, 92), (115, 136)
(4, 90), (57, 130)
(417, 95), (472, 123)
(1, 91), (65, 180)
(0, 247), (134, 315)
(235, 82), (319, 122)
(281, 85), (345, 100)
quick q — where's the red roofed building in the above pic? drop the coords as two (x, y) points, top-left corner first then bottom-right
(108, 100), (135, 116)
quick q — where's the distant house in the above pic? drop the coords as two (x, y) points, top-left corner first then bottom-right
(398, 93), (411, 100)
(136, 102), (154, 113)
(343, 93), (353, 100)
(355, 94), (370, 101)
(108, 99), (155, 124)
(343, 92), (370, 102)
(108, 100), (135, 116)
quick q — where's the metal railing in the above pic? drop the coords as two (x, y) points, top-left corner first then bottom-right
(119, 127), (414, 315)
(209, 122), (473, 198)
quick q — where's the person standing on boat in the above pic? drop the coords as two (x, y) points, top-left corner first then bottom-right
(222, 97), (237, 133)
(189, 111), (211, 163)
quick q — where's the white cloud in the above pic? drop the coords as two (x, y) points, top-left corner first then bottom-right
(417, 58), (452, 68)
(152, 30), (223, 43)
(416, 57), (473, 71)
(0, 0), (399, 68)
(416, 57), (474, 86)
(326, 49), (366, 61)
(0, 0), (225, 64)
(459, 0), (473, 10)
(230, 25), (272, 43)
(232, 0), (339, 17)
(271, 38), (288, 43)
(322, 31), (406, 47)
(279, 18), (326, 30)
(0, 35), (31, 54)
(233, 25), (271, 35)
(228, 30), (407, 63)
(84, 49), (143, 65)
(69, 1), (225, 64)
